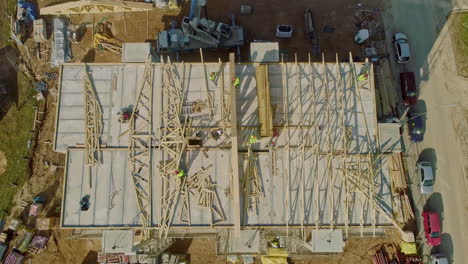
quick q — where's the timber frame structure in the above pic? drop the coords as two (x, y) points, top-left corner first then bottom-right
(128, 58), (154, 240)
(158, 57), (188, 239)
(57, 53), (409, 244)
(40, 0), (153, 15)
(82, 66), (102, 166)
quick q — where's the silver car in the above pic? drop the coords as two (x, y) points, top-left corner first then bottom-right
(418, 161), (434, 194)
(393, 32), (410, 63)
(430, 254), (448, 264)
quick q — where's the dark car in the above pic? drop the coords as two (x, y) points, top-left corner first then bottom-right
(400, 72), (418, 106)
(408, 111), (424, 142)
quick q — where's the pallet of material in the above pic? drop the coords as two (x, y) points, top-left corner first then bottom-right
(373, 250), (389, 264)
(390, 153), (407, 190)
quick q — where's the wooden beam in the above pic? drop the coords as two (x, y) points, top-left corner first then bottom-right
(200, 48), (214, 117)
(41, 0), (153, 15)
(229, 53), (241, 237)
(255, 64), (273, 137)
(281, 54), (291, 240)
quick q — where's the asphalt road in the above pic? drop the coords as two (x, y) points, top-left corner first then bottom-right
(382, 0), (468, 263)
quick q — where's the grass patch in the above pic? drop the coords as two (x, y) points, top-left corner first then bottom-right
(0, 0), (36, 219)
(450, 12), (468, 77)
(459, 13), (468, 56)
(0, 73), (36, 218)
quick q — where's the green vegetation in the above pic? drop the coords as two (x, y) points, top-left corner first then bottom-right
(459, 13), (468, 56)
(0, 75), (36, 218)
(450, 12), (468, 77)
(0, 0), (36, 218)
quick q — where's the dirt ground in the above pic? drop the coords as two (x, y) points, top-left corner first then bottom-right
(36, 0), (387, 63)
(167, 229), (402, 264)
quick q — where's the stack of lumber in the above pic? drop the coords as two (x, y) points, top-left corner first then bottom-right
(389, 153), (414, 224)
(373, 249), (389, 264)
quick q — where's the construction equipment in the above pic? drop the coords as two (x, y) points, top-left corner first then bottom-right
(156, 0), (244, 54)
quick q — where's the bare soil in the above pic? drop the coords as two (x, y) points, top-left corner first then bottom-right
(169, 229), (401, 264)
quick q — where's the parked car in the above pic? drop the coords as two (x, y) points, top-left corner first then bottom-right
(408, 111), (424, 142)
(400, 72), (418, 106)
(430, 254), (449, 264)
(418, 161), (434, 194)
(422, 211), (442, 246)
(393, 32), (410, 63)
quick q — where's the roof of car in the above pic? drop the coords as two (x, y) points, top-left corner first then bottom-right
(422, 165), (434, 180)
(399, 43), (410, 57)
(435, 257), (449, 264)
(395, 32), (407, 39)
(410, 113), (423, 127)
(424, 211), (441, 231)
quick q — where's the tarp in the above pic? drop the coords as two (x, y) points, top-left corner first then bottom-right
(261, 248), (288, 264)
(400, 242), (417, 255)
(18, 0), (38, 20)
(261, 256), (288, 264)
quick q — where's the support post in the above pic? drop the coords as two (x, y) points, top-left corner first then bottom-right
(229, 53), (241, 237)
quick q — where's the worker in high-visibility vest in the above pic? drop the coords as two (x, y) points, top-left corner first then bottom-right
(209, 72), (218, 81)
(249, 135), (258, 144)
(232, 76), (240, 88)
(175, 169), (185, 178)
(357, 73), (368, 81)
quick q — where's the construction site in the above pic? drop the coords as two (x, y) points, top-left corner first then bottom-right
(0, 0), (425, 264)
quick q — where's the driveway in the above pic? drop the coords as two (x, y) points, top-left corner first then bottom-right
(382, 0), (468, 263)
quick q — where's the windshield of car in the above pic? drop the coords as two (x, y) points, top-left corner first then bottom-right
(407, 91), (417, 96)
(397, 39), (408, 44)
(423, 179), (434, 186)
(430, 231), (441, 238)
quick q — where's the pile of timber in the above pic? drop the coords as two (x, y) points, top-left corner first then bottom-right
(373, 249), (389, 264)
(389, 153), (415, 224)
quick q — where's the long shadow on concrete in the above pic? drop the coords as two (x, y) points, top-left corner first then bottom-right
(423, 193), (444, 222)
(431, 233), (454, 263)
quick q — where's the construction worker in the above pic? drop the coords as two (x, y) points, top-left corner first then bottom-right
(232, 76), (240, 88)
(248, 135), (258, 145)
(270, 239), (280, 248)
(175, 169), (185, 178)
(357, 73), (369, 81)
(209, 72), (218, 81)
(266, 140), (276, 149)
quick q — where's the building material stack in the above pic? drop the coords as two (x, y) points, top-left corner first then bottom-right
(389, 153), (414, 224)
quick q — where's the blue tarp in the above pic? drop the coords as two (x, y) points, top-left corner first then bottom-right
(18, 0), (38, 21)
